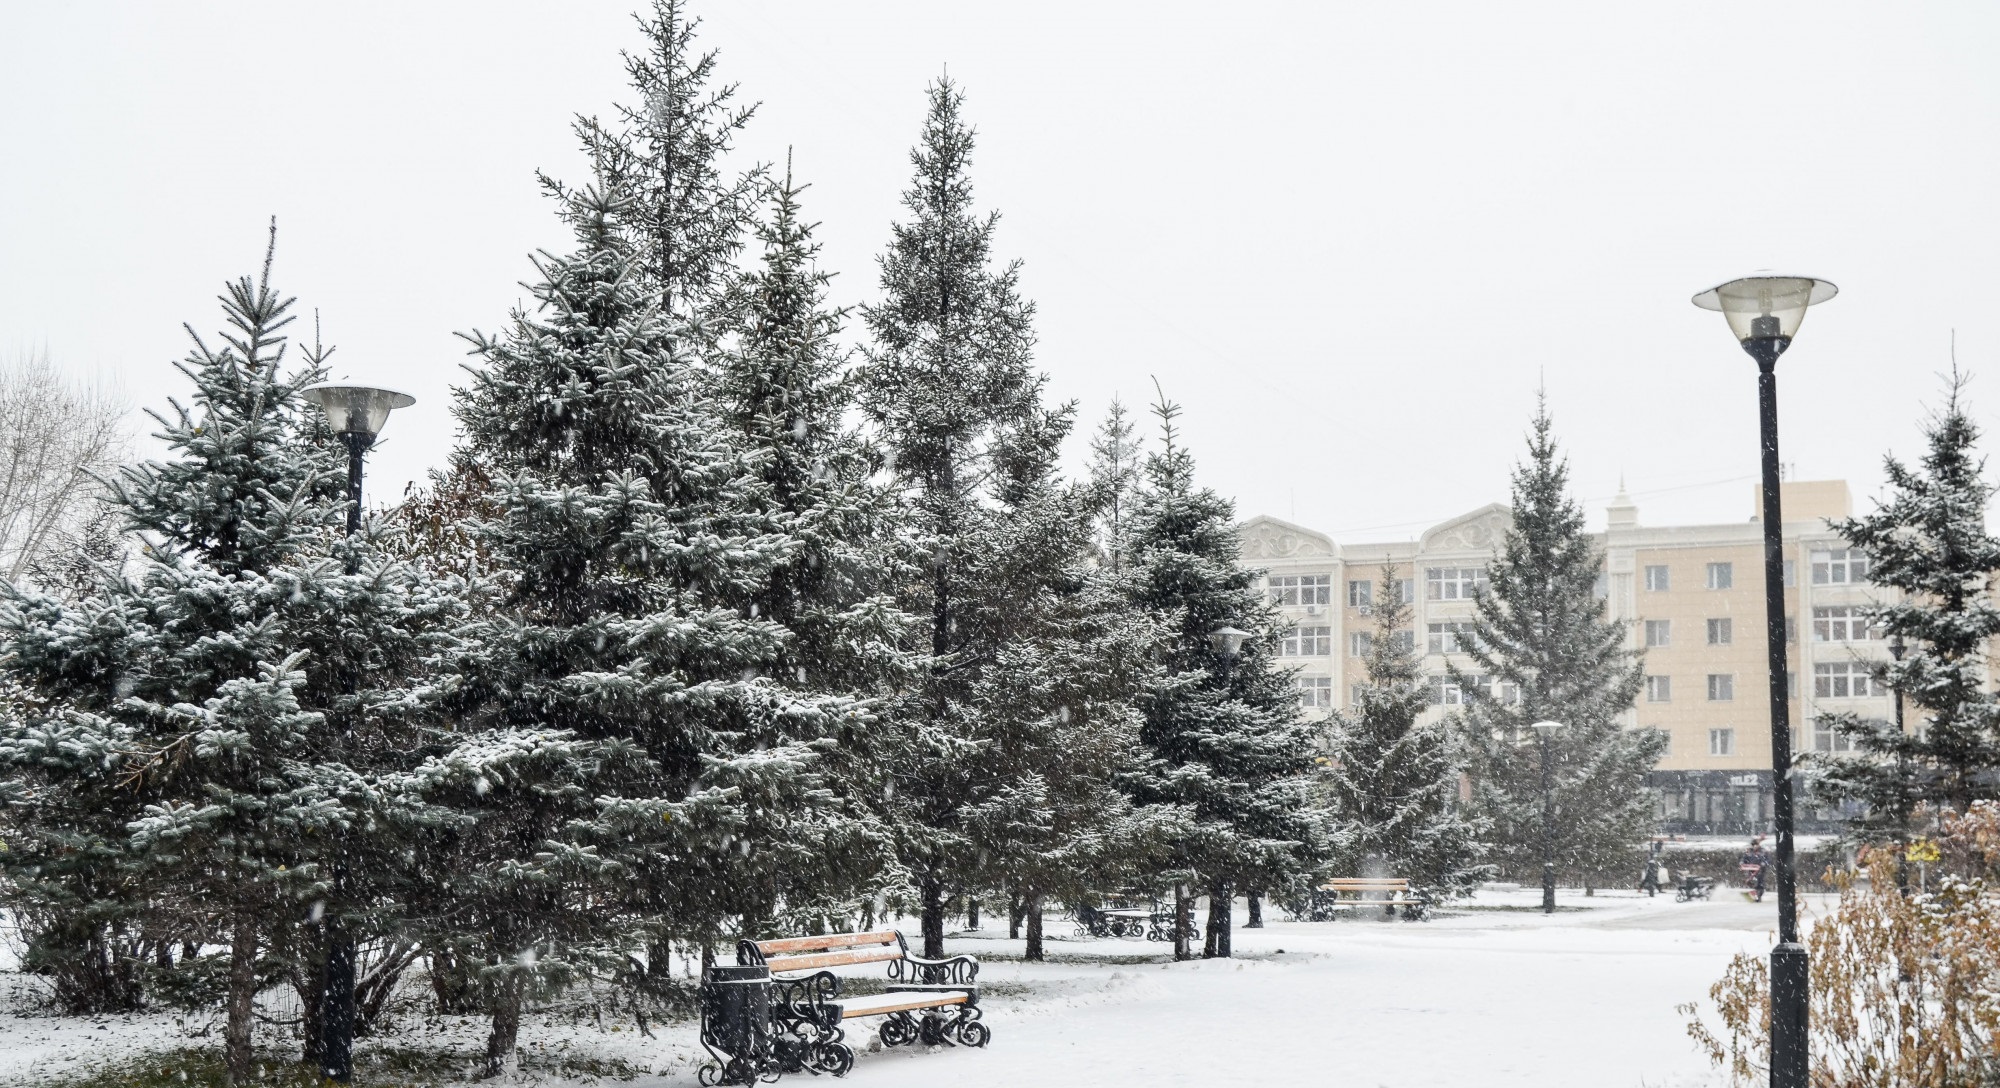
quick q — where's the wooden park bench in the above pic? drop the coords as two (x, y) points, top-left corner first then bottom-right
(699, 930), (987, 1083)
(1309, 877), (1429, 921)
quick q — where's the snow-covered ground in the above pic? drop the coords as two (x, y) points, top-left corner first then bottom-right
(0, 887), (1831, 1087)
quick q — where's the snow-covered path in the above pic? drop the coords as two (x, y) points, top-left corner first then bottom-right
(845, 889), (1824, 1088)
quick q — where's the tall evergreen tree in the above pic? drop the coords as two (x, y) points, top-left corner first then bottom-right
(1087, 397), (1143, 572)
(561, 0), (761, 326)
(445, 181), (865, 1071)
(1122, 396), (1331, 958)
(1453, 399), (1664, 890)
(712, 159), (919, 928)
(1324, 563), (1487, 903)
(858, 77), (1078, 958)
(1817, 370), (2000, 828)
(0, 237), (458, 1083)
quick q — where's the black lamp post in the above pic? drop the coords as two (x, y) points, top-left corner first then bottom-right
(298, 382), (414, 1083)
(1691, 274), (1837, 1088)
(1529, 720), (1565, 914)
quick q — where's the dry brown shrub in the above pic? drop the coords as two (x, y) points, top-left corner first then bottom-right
(1684, 803), (2000, 1087)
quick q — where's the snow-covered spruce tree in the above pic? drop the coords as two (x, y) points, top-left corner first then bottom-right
(1324, 563), (1488, 903)
(562, 0), (761, 328)
(711, 160), (916, 931)
(1452, 399), (1662, 888)
(445, 181), (868, 1069)
(955, 419), (1168, 962)
(1816, 369), (2000, 829)
(0, 240), (459, 1083)
(1087, 397), (1143, 573)
(1122, 397), (1331, 958)
(857, 77), (1071, 959)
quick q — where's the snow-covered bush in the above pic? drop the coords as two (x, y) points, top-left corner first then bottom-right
(1685, 802), (2000, 1086)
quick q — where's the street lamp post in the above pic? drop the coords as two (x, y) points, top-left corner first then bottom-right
(1692, 275), (1837, 1088)
(1529, 720), (1565, 914)
(298, 382), (415, 1084)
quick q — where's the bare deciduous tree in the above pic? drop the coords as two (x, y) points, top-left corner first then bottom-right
(0, 351), (126, 584)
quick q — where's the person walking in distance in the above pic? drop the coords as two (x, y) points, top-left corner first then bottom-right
(1739, 837), (1772, 902)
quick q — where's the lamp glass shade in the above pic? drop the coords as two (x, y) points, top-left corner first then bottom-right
(300, 384), (415, 438)
(1528, 719), (1566, 735)
(1690, 276), (1837, 342)
(1207, 626), (1252, 658)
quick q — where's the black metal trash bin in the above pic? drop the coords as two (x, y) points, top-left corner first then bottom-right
(700, 964), (772, 1084)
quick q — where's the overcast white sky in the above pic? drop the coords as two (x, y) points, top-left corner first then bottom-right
(4, 2), (1998, 542)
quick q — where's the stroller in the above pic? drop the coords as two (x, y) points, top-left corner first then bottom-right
(1674, 874), (1716, 902)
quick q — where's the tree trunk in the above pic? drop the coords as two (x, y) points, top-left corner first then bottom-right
(482, 975), (524, 1079)
(966, 898), (980, 930)
(1203, 879), (1232, 959)
(1023, 894), (1044, 962)
(1173, 884), (1192, 962)
(1245, 890), (1264, 928)
(1008, 895), (1023, 940)
(224, 914), (257, 1086)
(428, 948), (480, 1015)
(920, 877), (946, 959)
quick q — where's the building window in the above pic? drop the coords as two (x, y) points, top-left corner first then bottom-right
(1645, 675), (1672, 703)
(1427, 675), (1464, 706)
(1644, 565), (1670, 591)
(1710, 728), (1735, 756)
(1347, 580), (1372, 607)
(1786, 615), (1797, 644)
(1644, 619), (1671, 648)
(1814, 661), (1879, 698)
(1281, 625), (1332, 656)
(1297, 676), (1334, 709)
(1497, 682), (1521, 705)
(1349, 632), (1373, 657)
(1350, 684), (1368, 706)
(1707, 562), (1734, 590)
(1813, 605), (1876, 642)
(1270, 574), (1332, 606)
(1783, 559), (1796, 587)
(1811, 548), (1869, 585)
(1428, 622), (1476, 655)
(1708, 674), (1735, 701)
(1426, 567), (1487, 601)
(1593, 571), (1609, 600)
(1392, 630), (1416, 654)
(1396, 579), (1416, 605)
(1810, 718), (1857, 754)
(1707, 618), (1732, 646)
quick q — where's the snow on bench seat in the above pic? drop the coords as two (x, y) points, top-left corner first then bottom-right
(832, 990), (972, 1020)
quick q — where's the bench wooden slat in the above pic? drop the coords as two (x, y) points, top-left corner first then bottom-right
(1323, 879), (1410, 889)
(767, 946), (904, 974)
(755, 930), (900, 955)
(834, 991), (970, 1020)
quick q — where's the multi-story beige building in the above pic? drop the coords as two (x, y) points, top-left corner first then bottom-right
(1241, 480), (1896, 833)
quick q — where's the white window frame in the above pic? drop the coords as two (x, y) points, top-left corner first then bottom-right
(1349, 632), (1373, 657)
(1427, 675), (1464, 706)
(1811, 548), (1869, 585)
(1707, 673), (1734, 701)
(1645, 675), (1671, 703)
(1425, 567), (1487, 601)
(1269, 574), (1333, 606)
(1812, 605), (1875, 642)
(1709, 728), (1735, 756)
(1706, 562), (1734, 590)
(1296, 676), (1334, 709)
(1644, 565), (1669, 592)
(1810, 718), (1857, 754)
(1707, 618), (1732, 646)
(1813, 661), (1878, 699)
(1427, 622), (1476, 656)
(1644, 619), (1671, 648)
(1347, 580), (1372, 608)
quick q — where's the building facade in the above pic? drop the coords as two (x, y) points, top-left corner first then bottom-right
(1241, 480), (1897, 834)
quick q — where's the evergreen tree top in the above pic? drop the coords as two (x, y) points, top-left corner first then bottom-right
(114, 222), (340, 577)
